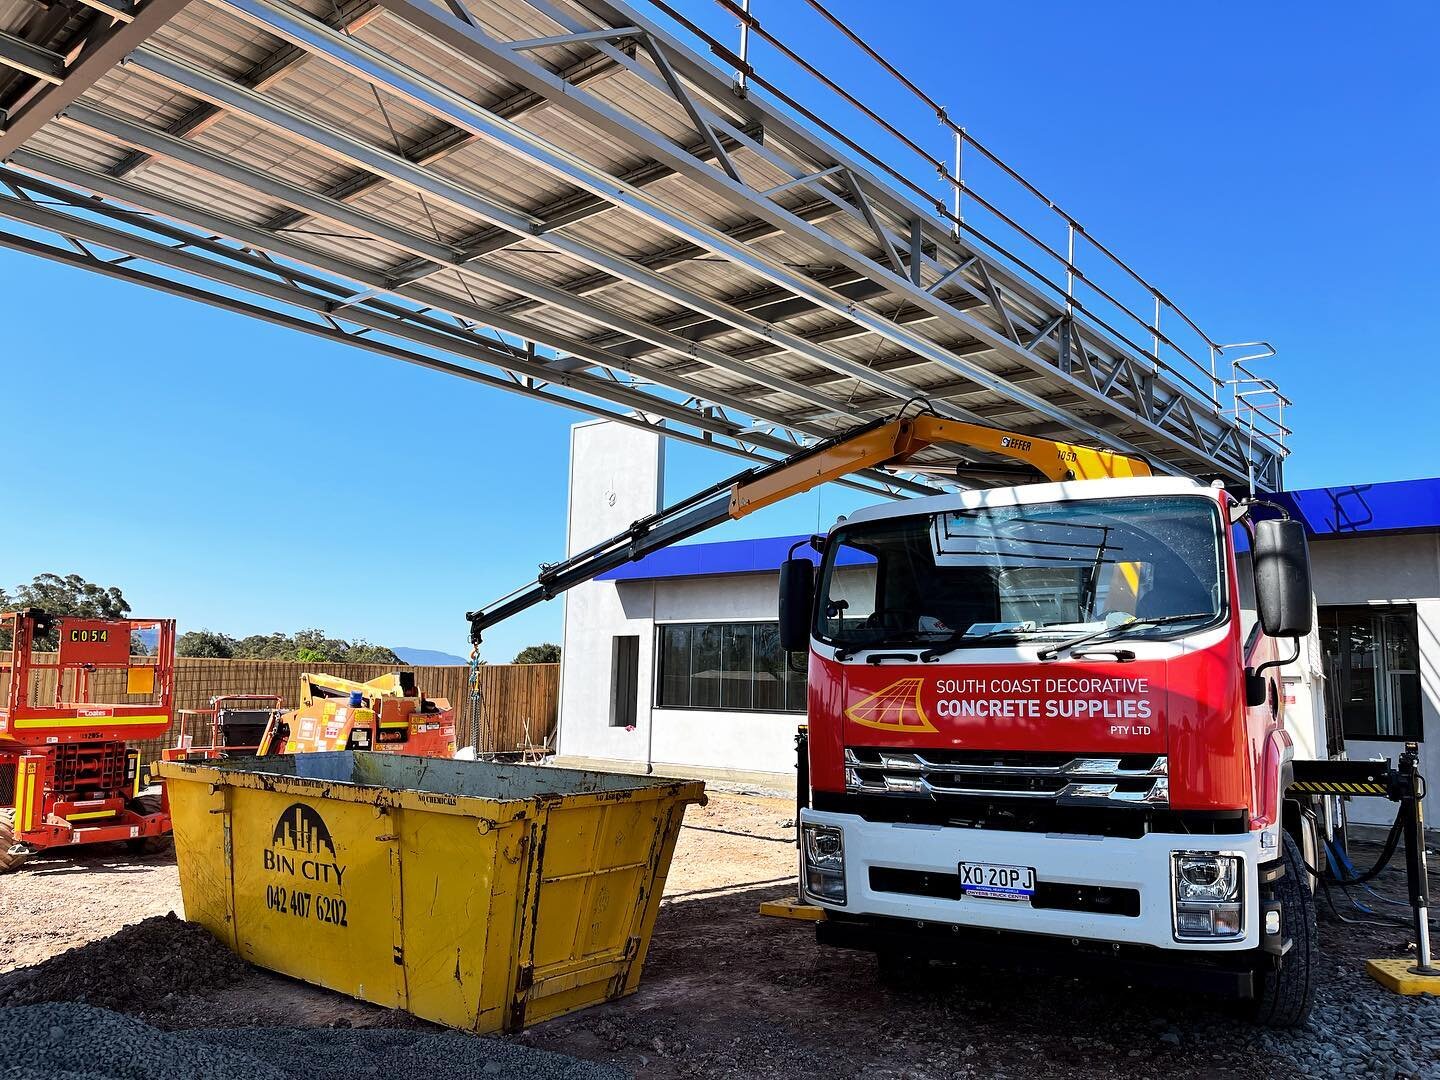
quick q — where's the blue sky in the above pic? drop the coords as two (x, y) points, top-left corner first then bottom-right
(2, 0), (1436, 659)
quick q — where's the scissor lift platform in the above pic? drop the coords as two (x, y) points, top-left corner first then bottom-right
(0, 609), (176, 869)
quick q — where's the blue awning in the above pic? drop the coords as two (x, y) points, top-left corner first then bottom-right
(1272, 478), (1440, 539)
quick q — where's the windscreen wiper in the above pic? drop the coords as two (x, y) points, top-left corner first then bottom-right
(1036, 612), (1214, 662)
(918, 624), (1044, 663)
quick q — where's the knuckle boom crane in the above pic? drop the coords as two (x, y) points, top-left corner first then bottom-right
(465, 411), (1149, 647)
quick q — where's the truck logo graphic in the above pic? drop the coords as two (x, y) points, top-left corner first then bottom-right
(845, 677), (937, 734)
(271, 803), (336, 857)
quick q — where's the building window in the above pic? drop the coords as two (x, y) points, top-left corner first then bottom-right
(610, 635), (640, 728)
(656, 622), (807, 713)
(1319, 605), (1422, 741)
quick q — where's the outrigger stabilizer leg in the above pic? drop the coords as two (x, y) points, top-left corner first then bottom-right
(1396, 744), (1438, 983)
(1294, 743), (1438, 993)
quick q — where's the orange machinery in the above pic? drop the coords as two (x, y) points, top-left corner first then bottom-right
(0, 609), (175, 871)
(166, 670), (456, 761)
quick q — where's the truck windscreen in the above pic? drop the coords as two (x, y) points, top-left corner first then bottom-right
(814, 495), (1226, 652)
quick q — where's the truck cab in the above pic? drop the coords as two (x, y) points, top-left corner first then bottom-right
(783, 475), (1318, 1024)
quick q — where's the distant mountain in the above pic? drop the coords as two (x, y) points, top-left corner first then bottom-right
(393, 647), (469, 666)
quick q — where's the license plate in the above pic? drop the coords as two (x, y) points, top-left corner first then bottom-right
(959, 861), (1036, 900)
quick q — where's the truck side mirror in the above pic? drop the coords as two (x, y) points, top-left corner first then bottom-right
(778, 558), (815, 652)
(1254, 518), (1312, 638)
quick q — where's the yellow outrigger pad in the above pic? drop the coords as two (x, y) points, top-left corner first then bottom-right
(1366, 958), (1440, 995)
(759, 898), (826, 921)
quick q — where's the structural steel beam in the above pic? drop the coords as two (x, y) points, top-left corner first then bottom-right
(219, 0), (1200, 476)
(103, 45), (976, 422)
(0, 223), (802, 474)
(0, 175), (926, 499)
(59, 101), (884, 421)
(0, 31), (67, 86)
(10, 144), (893, 452)
(109, 0), (380, 178)
(0, 0), (192, 161)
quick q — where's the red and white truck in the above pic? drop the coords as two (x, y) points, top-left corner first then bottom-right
(466, 412), (1356, 1027)
(778, 473), (1320, 1025)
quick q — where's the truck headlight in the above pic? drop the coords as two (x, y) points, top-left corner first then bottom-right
(802, 823), (846, 905)
(1171, 852), (1243, 940)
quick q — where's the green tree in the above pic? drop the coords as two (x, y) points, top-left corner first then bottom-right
(210, 629), (402, 664)
(177, 629), (238, 658)
(345, 642), (402, 664)
(1, 573), (133, 651)
(513, 642), (561, 664)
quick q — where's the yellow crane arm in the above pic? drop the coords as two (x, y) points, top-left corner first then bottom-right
(466, 413), (1150, 645)
(728, 416), (1151, 518)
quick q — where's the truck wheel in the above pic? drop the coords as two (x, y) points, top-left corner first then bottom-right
(125, 793), (172, 856)
(0, 808), (30, 873)
(1247, 831), (1316, 1027)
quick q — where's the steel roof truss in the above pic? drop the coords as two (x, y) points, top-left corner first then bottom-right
(118, 42), (947, 419)
(322, 0), (1224, 473)
(0, 0), (1285, 491)
(109, 0), (380, 179)
(8, 150), (870, 438)
(377, 0), (1272, 480)
(65, 107), (839, 419)
(0, 0), (193, 161)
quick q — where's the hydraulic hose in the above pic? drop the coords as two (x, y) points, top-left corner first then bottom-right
(1296, 807), (1404, 885)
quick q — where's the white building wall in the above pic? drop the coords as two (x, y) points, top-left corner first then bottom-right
(555, 423), (799, 782)
(555, 421), (663, 765)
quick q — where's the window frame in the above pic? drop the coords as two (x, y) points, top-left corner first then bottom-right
(653, 618), (807, 714)
(1318, 602), (1424, 744)
(609, 634), (640, 729)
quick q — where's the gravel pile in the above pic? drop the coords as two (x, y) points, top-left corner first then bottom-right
(0, 913), (249, 1018)
(0, 1003), (625, 1080)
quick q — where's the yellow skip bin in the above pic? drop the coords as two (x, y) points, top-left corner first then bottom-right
(157, 752), (704, 1032)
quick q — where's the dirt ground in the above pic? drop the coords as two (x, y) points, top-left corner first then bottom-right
(2, 793), (1437, 1079)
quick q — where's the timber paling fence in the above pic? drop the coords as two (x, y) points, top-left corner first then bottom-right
(8, 656), (559, 761)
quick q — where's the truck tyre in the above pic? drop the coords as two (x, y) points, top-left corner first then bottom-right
(125, 793), (172, 856)
(0, 808), (30, 873)
(1247, 831), (1316, 1027)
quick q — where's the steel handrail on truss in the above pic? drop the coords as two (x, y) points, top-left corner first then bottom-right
(1220, 341), (1291, 483)
(676, 0), (1288, 454)
(0, 0), (1291, 492)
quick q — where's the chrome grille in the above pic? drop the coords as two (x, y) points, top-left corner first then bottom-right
(844, 748), (1168, 806)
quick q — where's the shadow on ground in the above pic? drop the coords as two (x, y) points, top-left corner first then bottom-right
(513, 878), (1435, 1080)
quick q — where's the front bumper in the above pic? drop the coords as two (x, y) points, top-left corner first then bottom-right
(800, 807), (1271, 952)
(815, 913), (1259, 998)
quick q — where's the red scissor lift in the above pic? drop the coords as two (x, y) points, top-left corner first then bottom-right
(0, 609), (176, 871)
